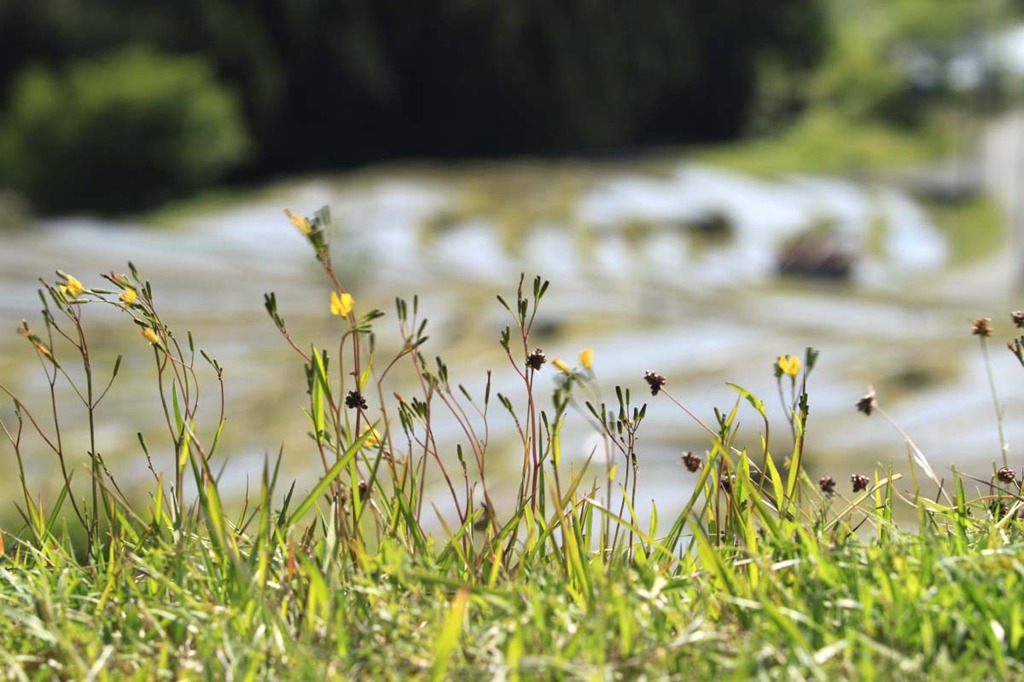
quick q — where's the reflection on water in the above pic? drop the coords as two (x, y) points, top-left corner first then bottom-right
(1, 159), (1021, 523)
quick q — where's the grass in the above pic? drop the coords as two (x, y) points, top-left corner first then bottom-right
(923, 193), (1006, 266)
(690, 108), (962, 178)
(3, 207), (1024, 680)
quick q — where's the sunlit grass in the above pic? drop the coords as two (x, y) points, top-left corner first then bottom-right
(692, 108), (963, 178)
(924, 193), (1005, 266)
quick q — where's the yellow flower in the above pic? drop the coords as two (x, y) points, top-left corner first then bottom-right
(552, 358), (572, 374)
(142, 327), (160, 345)
(61, 275), (85, 298)
(579, 348), (593, 370)
(778, 355), (800, 378)
(284, 208), (312, 235)
(330, 290), (354, 317)
(120, 287), (137, 305)
(363, 427), (382, 448)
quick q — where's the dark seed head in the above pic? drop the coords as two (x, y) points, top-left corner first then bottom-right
(345, 390), (368, 410)
(526, 348), (547, 371)
(643, 371), (667, 396)
(972, 317), (993, 337)
(681, 451), (703, 472)
(856, 389), (877, 416)
(997, 467), (1016, 484)
(819, 476), (836, 496)
(850, 474), (870, 493)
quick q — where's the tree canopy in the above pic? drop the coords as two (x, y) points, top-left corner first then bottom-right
(0, 0), (828, 212)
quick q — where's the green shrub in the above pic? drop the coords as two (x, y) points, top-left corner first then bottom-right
(0, 46), (250, 214)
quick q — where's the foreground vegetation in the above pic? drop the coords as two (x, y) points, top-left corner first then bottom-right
(2, 208), (1024, 680)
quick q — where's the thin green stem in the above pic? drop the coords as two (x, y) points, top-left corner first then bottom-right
(979, 337), (1008, 467)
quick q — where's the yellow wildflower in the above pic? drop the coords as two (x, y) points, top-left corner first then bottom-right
(777, 355), (800, 378)
(120, 287), (137, 305)
(579, 348), (593, 370)
(142, 327), (160, 345)
(61, 275), (85, 298)
(284, 208), (312, 235)
(552, 358), (572, 374)
(330, 290), (354, 317)
(363, 427), (382, 448)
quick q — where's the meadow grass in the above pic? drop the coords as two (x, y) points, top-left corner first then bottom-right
(690, 108), (962, 178)
(923, 193), (1006, 266)
(2, 207), (1024, 681)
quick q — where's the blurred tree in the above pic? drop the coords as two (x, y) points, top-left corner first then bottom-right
(0, 0), (830, 211)
(0, 47), (250, 213)
(261, 0), (829, 160)
(809, 0), (1016, 125)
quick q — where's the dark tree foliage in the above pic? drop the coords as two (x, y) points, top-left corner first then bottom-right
(0, 48), (250, 213)
(0, 0), (827, 208)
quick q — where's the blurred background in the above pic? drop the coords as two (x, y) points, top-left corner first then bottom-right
(3, 0), (1024, 518)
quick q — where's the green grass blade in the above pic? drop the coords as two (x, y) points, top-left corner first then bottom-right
(431, 587), (470, 682)
(285, 428), (373, 528)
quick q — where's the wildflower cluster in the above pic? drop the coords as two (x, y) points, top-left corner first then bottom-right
(5, 262), (232, 553)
